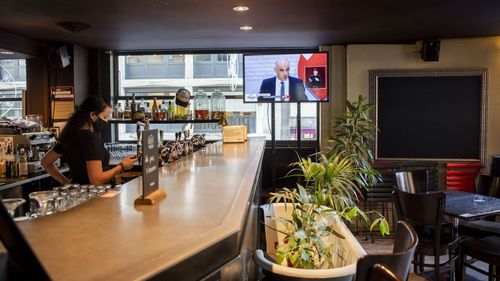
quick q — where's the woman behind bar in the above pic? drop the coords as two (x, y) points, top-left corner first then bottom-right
(42, 96), (136, 185)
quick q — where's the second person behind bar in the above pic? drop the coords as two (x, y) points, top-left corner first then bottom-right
(42, 96), (136, 185)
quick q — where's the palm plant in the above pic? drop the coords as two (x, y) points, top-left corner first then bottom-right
(328, 95), (379, 188)
(264, 95), (389, 270)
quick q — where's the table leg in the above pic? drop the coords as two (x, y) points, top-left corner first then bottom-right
(453, 217), (459, 236)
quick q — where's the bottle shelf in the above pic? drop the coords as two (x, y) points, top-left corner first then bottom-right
(109, 119), (220, 124)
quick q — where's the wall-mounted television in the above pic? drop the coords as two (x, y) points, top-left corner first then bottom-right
(243, 52), (329, 103)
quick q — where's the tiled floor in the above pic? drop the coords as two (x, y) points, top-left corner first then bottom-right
(358, 235), (490, 281)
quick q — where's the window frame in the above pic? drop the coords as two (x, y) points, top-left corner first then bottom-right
(111, 50), (320, 147)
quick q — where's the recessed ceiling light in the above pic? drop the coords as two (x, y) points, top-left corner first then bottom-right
(240, 25), (253, 31)
(233, 6), (249, 12)
(0, 51), (14, 55)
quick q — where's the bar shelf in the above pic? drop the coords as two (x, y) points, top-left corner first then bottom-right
(109, 119), (219, 124)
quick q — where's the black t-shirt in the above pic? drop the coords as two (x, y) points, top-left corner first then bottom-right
(54, 130), (110, 184)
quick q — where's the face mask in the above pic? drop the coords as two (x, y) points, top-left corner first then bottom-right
(92, 117), (109, 133)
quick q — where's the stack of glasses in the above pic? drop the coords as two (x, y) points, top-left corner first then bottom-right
(28, 184), (113, 218)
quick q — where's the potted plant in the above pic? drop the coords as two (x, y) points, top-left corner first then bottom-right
(254, 96), (388, 280)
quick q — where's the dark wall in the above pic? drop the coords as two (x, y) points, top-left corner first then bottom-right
(261, 144), (318, 198)
(73, 45), (90, 105)
(26, 58), (49, 126)
(88, 49), (112, 102)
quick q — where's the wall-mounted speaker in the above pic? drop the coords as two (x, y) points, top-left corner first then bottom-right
(421, 40), (440, 61)
(47, 45), (71, 68)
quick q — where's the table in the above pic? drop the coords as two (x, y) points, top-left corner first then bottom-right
(445, 190), (500, 234)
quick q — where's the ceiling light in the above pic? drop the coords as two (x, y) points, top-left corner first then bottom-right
(0, 51), (14, 55)
(233, 6), (249, 12)
(240, 26), (253, 31)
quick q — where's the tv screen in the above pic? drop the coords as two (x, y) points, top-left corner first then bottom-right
(243, 52), (329, 103)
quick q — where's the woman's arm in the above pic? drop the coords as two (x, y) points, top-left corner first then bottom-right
(86, 156), (136, 185)
(41, 149), (71, 185)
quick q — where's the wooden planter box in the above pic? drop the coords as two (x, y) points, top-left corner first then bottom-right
(255, 203), (366, 281)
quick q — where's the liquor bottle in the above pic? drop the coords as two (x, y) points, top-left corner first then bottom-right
(167, 101), (174, 120)
(157, 104), (165, 120)
(0, 144), (5, 178)
(140, 98), (145, 113)
(144, 102), (152, 120)
(117, 102), (124, 119)
(5, 143), (12, 179)
(160, 101), (167, 120)
(112, 102), (119, 119)
(131, 94), (137, 121)
(152, 98), (159, 121)
(11, 145), (19, 178)
(18, 148), (28, 177)
(124, 99), (131, 120)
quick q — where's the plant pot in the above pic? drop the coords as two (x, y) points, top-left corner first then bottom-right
(255, 203), (366, 281)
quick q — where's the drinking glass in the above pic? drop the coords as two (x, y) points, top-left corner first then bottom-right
(2, 198), (26, 217)
(29, 191), (58, 216)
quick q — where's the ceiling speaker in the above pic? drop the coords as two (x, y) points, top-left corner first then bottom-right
(47, 46), (71, 68)
(421, 40), (440, 61)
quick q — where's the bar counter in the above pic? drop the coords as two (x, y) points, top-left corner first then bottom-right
(17, 138), (265, 280)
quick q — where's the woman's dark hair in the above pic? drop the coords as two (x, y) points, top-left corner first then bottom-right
(59, 96), (110, 144)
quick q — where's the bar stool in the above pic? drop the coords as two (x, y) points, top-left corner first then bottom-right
(457, 236), (500, 281)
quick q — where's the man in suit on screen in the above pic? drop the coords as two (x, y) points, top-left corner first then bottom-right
(258, 58), (307, 102)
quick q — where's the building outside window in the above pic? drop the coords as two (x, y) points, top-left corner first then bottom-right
(0, 59), (26, 118)
(114, 53), (317, 142)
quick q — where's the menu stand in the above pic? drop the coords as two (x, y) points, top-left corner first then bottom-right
(134, 188), (166, 205)
(134, 129), (166, 206)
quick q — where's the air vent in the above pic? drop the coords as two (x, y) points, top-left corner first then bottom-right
(56, 21), (93, 33)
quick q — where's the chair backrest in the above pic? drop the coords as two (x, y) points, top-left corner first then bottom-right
(355, 221), (418, 281)
(369, 264), (403, 281)
(392, 188), (445, 225)
(0, 197), (50, 280)
(474, 174), (494, 196)
(395, 170), (429, 193)
(492, 177), (500, 198)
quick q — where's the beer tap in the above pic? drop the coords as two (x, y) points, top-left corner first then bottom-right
(136, 119), (149, 165)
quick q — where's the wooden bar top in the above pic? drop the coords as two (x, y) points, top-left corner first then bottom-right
(16, 138), (265, 280)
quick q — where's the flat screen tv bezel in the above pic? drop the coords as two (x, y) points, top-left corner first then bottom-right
(242, 51), (329, 103)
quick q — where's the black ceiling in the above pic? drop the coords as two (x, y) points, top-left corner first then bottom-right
(1, 0), (500, 52)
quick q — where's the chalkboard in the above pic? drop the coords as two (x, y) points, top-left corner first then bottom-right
(142, 129), (159, 197)
(369, 69), (487, 162)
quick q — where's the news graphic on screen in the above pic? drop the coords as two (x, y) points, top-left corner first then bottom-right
(243, 52), (328, 103)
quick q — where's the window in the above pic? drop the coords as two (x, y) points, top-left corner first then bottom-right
(148, 55), (164, 64)
(194, 54), (211, 62)
(114, 53), (317, 142)
(168, 55), (184, 63)
(0, 59), (26, 118)
(217, 54), (228, 62)
(126, 55), (143, 64)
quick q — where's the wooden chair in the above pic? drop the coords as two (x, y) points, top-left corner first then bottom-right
(369, 264), (403, 281)
(395, 170), (429, 193)
(392, 189), (460, 281)
(355, 221), (418, 281)
(457, 236), (500, 281)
